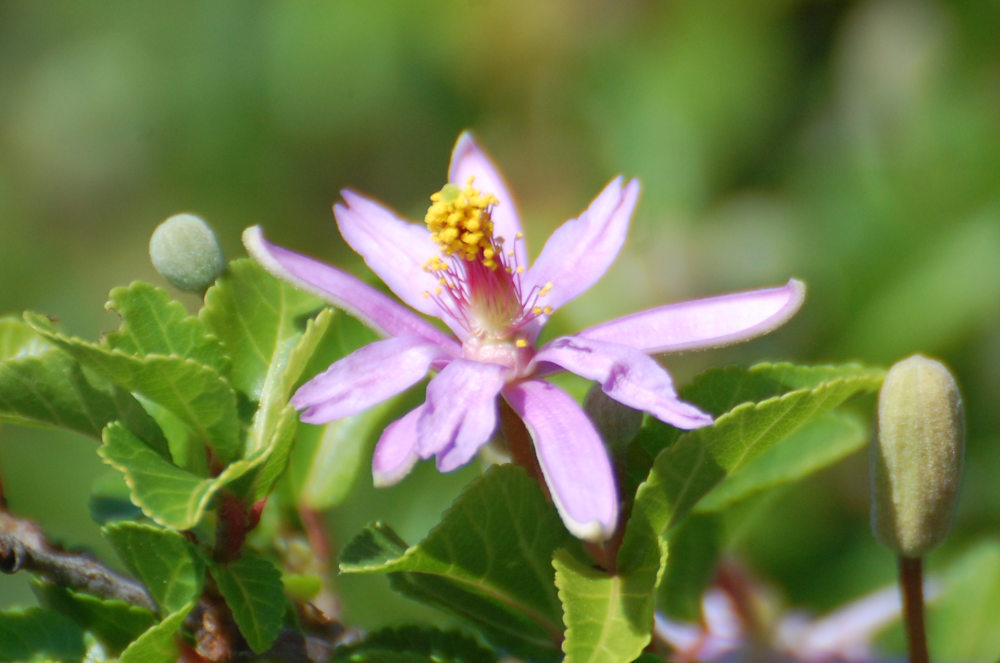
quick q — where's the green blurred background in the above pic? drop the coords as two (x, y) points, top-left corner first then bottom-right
(2, 0), (999, 650)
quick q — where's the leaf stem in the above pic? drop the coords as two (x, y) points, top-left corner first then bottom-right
(899, 555), (929, 663)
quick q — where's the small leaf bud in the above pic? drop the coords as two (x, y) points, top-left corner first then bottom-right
(871, 354), (964, 557)
(149, 213), (225, 292)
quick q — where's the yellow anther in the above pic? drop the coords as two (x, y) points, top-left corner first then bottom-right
(539, 281), (553, 296)
(515, 338), (528, 348)
(543, 306), (552, 314)
(424, 177), (501, 269)
(516, 266), (524, 274)
(532, 306), (542, 315)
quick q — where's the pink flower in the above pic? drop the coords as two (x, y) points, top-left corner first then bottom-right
(243, 132), (805, 541)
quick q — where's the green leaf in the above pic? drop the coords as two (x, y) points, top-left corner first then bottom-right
(209, 549), (285, 654)
(682, 362), (885, 420)
(101, 414), (297, 529)
(0, 318), (167, 449)
(553, 540), (665, 663)
(201, 259), (324, 400)
(104, 282), (228, 373)
(119, 601), (195, 663)
(602, 362), (883, 656)
(32, 582), (156, 654)
(388, 569), (558, 661)
(27, 312), (240, 461)
(104, 522), (205, 615)
(332, 625), (497, 663)
(923, 539), (1000, 661)
(100, 422), (216, 529)
(695, 411), (868, 512)
(0, 606), (86, 661)
(286, 312), (387, 509)
(656, 513), (720, 620)
(341, 465), (576, 659)
(290, 400), (395, 510)
(89, 471), (143, 524)
(0, 316), (48, 358)
(619, 362), (884, 573)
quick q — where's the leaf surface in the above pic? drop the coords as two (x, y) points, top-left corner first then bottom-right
(104, 522), (205, 614)
(0, 606), (86, 662)
(341, 465), (576, 659)
(201, 259), (323, 400)
(105, 282), (227, 373)
(118, 601), (194, 663)
(28, 312), (240, 461)
(554, 541), (664, 663)
(209, 550), (285, 654)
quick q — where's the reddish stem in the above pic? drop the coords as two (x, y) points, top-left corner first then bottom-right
(899, 555), (930, 663)
(214, 494), (266, 563)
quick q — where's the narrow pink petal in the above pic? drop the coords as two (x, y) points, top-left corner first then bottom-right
(578, 278), (806, 355)
(416, 358), (507, 471)
(533, 336), (712, 430)
(448, 131), (526, 267)
(524, 176), (640, 314)
(372, 405), (425, 487)
(334, 190), (465, 333)
(503, 379), (619, 542)
(243, 227), (459, 353)
(291, 336), (446, 423)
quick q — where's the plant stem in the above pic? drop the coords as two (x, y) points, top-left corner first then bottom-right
(899, 555), (929, 663)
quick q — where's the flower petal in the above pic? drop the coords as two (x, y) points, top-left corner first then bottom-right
(524, 176), (640, 314)
(449, 131), (526, 267)
(372, 405), (425, 487)
(292, 336), (446, 423)
(334, 190), (465, 333)
(532, 336), (712, 430)
(578, 278), (806, 355)
(416, 358), (507, 471)
(243, 226), (459, 352)
(503, 379), (619, 542)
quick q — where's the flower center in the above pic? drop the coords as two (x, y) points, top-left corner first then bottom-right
(422, 178), (552, 350)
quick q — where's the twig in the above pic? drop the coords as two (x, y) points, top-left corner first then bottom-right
(0, 510), (155, 611)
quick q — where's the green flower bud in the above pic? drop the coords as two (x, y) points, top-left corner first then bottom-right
(871, 354), (964, 557)
(149, 213), (225, 292)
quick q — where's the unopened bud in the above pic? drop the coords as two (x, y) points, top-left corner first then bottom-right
(149, 213), (225, 292)
(871, 354), (964, 557)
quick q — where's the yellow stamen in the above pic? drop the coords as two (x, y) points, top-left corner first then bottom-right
(515, 338), (528, 348)
(424, 177), (500, 267)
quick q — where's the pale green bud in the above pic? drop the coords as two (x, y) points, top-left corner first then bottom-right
(871, 354), (964, 557)
(149, 213), (225, 292)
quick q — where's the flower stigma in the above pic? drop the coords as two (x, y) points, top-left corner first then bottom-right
(422, 177), (552, 356)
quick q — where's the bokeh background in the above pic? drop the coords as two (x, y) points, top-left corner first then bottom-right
(2, 0), (999, 657)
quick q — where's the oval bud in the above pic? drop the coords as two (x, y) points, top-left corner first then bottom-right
(149, 213), (225, 292)
(871, 354), (964, 557)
